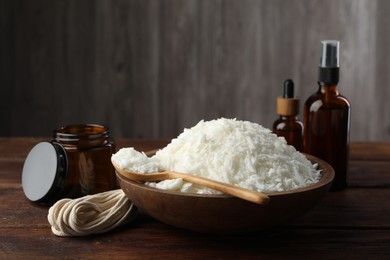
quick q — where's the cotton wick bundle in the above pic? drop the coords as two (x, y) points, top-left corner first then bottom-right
(47, 189), (137, 236)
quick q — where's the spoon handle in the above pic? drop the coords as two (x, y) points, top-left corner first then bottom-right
(113, 160), (270, 205)
(167, 172), (270, 205)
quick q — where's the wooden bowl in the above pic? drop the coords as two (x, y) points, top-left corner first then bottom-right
(117, 154), (334, 234)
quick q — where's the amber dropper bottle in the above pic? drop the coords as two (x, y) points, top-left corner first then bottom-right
(273, 79), (303, 151)
(303, 40), (351, 191)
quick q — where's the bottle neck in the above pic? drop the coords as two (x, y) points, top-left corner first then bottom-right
(279, 115), (299, 121)
(318, 83), (339, 95)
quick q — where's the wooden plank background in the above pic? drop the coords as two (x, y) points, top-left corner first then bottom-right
(1, 0), (389, 140)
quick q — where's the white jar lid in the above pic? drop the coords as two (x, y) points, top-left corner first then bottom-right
(22, 142), (67, 204)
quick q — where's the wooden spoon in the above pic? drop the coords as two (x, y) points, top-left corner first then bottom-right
(112, 160), (270, 205)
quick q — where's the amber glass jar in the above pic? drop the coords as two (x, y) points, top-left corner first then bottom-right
(22, 124), (117, 204)
(53, 124), (117, 198)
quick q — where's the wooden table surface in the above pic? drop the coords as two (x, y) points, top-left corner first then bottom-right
(1, 138), (390, 259)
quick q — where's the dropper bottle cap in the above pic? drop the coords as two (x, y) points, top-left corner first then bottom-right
(318, 40), (340, 84)
(276, 79), (300, 116)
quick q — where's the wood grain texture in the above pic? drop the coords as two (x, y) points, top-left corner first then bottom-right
(1, 138), (390, 258)
(1, 0), (389, 140)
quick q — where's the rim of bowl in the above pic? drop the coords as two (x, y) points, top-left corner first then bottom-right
(116, 154), (335, 199)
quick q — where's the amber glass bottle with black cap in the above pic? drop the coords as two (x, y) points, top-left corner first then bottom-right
(273, 79), (303, 151)
(303, 40), (351, 191)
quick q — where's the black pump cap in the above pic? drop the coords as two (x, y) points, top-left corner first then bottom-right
(283, 79), (294, 98)
(318, 40), (340, 84)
